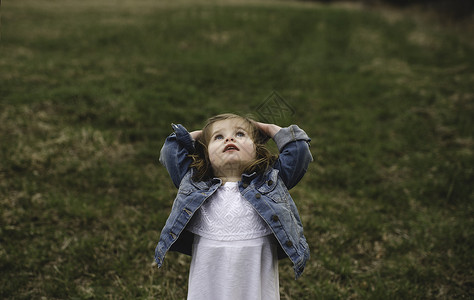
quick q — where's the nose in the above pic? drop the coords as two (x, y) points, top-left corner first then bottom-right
(225, 137), (235, 142)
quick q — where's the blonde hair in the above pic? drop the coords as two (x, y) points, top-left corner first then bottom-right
(189, 113), (277, 182)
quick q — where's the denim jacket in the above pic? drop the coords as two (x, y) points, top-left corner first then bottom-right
(155, 123), (313, 279)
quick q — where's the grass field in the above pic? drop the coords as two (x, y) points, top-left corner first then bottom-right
(1, 0), (473, 298)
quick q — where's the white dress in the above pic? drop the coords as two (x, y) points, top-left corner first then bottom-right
(186, 182), (280, 300)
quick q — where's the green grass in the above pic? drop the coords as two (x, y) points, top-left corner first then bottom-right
(1, 0), (473, 298)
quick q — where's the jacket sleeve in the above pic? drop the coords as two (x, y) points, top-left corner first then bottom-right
(272, 125), (313, 190)
(159, 124), (195, 188)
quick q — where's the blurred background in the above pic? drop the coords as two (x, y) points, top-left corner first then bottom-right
(306, 0), (474, 19)
(1, 0), (472, 298)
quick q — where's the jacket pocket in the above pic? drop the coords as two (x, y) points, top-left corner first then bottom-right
(178, 187), (193, 196)
(262, 181), (288, 203)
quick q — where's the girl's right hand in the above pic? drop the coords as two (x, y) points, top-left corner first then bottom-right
(189, 130), (202, 141)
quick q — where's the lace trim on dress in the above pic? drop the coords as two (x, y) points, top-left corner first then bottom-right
(187, 182), (272, 241)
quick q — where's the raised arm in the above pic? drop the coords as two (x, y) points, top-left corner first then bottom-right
(159, 124), (198, 188)
(256, 122), (313, 189)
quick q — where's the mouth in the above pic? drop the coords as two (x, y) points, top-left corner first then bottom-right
(223, 144), (239, 152)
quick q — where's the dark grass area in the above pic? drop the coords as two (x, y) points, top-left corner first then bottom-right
(1, 0), (473, 298)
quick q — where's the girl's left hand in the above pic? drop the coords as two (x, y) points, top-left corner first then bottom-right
(254, 122), (281, 139)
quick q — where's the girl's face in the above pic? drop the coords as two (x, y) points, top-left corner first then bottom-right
(207, 118), (256, 175)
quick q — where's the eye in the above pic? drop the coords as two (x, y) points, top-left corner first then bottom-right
(236, 131), (245, 138)
(214, 134), (224, 140)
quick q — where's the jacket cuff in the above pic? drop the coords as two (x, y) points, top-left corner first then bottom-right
(171, 123), (195, 153)
(273, 125), (311, 151)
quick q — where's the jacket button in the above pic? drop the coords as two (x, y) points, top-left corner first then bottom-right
(242, 183), (249, 188)
(286, 240), (293, 247)
(267, 180), (274, 186)
(255, 193), (261, 199)
(272, 215), (279, 222)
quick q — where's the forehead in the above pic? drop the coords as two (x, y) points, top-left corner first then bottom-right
(210, 118), (251, 133)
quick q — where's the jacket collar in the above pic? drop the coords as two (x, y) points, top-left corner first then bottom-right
(243, 168), (277, 189)
(188, 168), (276, 190)
(189, 168), (221, 190)
(241, 171), (258, 182)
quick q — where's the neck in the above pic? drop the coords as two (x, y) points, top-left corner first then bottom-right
(219, 176), (241, 184)
(214, 164), (243, 184)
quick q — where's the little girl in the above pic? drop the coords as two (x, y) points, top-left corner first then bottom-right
(155, 113), (312, 299)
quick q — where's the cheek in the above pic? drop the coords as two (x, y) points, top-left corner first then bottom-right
(207, 143), (221, 163)
(244, 142), (257, 158)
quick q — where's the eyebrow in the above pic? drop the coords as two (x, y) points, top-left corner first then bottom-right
(210, 126), (249, 138)
(234, 126), (248, 132)
(210, 130), (221, 137)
